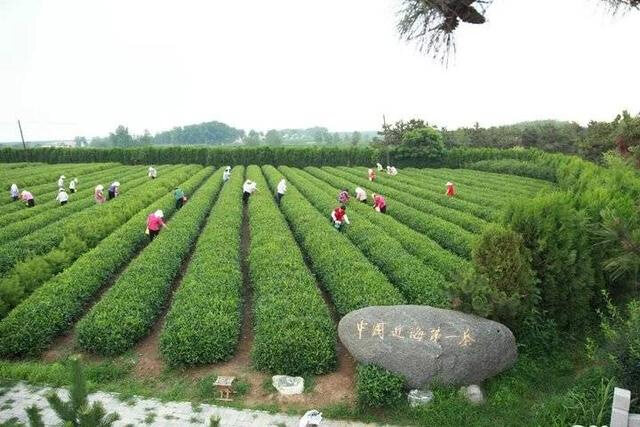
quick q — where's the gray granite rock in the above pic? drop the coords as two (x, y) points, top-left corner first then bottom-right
(338, 305), (517, 388)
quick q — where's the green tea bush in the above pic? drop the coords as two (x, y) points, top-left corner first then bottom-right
(159, 168), (245, 366)
(324, 167), (475, 258)
(0, 168), (212, 357)
(76, 168), (222, 355)
(449, 224), (538, 331)
(333, 167), (488, 234)
(0, 165), (191, 319)
(247, 165), (336, 374)
(356, 364), (406, 408)
(260, 166), (405, 315)
(504, 191), (597, 331)
(300, 167), (470, 280)
(279, 166), (449, 307)
(467, 159), (557, 181)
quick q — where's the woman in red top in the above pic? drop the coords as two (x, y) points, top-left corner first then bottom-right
(330, 205), (350, 231)
(372, 193), (387, 214)
(146, 209), (168, 240)
(446, 181), (456, 197)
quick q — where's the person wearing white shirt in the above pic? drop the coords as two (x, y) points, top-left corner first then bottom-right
(242, 180), (257, 203)
(388, 166), (398, 176)
(57, 175), (65, 188)
(69, 178), (78, 193)
(376, 162), (383, 172)
(56, 188), (69, 206)
(354, 187), (367, 203)
(223, 166), (231, 183)
(148, 166), (157, 179)
(9, 184), (19, 201)
(276, 178), (287, 204)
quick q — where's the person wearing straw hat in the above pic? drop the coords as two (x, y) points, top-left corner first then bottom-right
(330, 205), (350, 231)
(372, 193), (387, 214)
(148, 166), (157, 179)
(69, 178), (78, 193)
(174, 187), (187, 210)
(9, 184), (19, 201)
(20, 190), (35, 207)
(57, 175), (66, 188)
(354, 186), (367, 203)
(275, 178), (287, 204)
(446, 181), (456, 197)
(108, 181), (120, 200)
(94, 185), (106, 204)
(223, 166), (231, 183)
(146, 209), (168, 240)
(337, 188), (350, 204)
(56, 188), (69, 206)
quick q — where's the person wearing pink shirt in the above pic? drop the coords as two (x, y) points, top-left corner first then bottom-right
(372, 193), (387, 214)
(20, 190), (35, 207)
(146, 209), (168, 240)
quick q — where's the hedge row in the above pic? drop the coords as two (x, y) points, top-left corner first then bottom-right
(0, 165), (185, 276)
(0, 167), (213, 357)
(279, 166), (449, 307)
(320, 167), (475, 258)
(0, 146), (551, 169)
(158, 167), (245, 367)
(0, 166), (148, 244)
(0, 164), (136, 221)
(466, 159), (557, 182)
(398, 168), (516, 210)
(246, 166), (337, 375)
(333, 167), (488, 234)
(75, 167), (222, 355)
(416, 167), (549, 195)
(0, 165), (192, 319)
(346, 166), (494, 222)
(0, 163), (115, 199)
(261, 166), (405, 315)
(300, 167), (470, 280)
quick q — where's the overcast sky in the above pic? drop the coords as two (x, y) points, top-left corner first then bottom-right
(1, 0), (639, 142)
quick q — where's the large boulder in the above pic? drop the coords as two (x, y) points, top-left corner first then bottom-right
(338, 305), (517, 388)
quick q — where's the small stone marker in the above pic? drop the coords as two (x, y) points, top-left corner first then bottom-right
(213, 376), (235, 401)
(459, 385), (485, 405)
(338, 305), (517, 388)
(408, 389), (434, 407)
(272, 375), (304, 395)
(629, 413), (640, 427)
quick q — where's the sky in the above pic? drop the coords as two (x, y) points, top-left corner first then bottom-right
(1, 0), (639, 142)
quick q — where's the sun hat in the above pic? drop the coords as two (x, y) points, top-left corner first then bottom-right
(446, 181), (453, 186)
(155, 210), (164, 218)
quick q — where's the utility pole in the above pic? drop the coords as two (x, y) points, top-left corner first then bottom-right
(17, 120), (26, 150)
(382, 114), (390, 166)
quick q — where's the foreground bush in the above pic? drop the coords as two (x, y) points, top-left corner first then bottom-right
(247, 165), (336, 375)
(0, 168), (212, 357)
(356, 364), (406, 408)
(504, 191), (596, 331)
(159, 167), (244, 366)
(76, 167), (222, 355)
(449, 224), (537, 331)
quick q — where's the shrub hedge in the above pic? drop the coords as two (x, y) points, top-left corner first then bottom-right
(0, 165), (185, 273)
(0, 164), (136, 221)
(75, 167), (222, 355)
(158, 167), (245, 366)
(260, 166), (405, 315)
(0, 165), (191, 319)
(344, 166), (493, 223)
(0, 167), (212, 357)
(246, 165), (337, 375)
(0, 166), (149, 244)
(321, 167), (475, 258)
(300, 167), (470, 280)
(466, 159), (557, 181)
(356, 364), (406, 408)
(278, 166), (449, 307)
